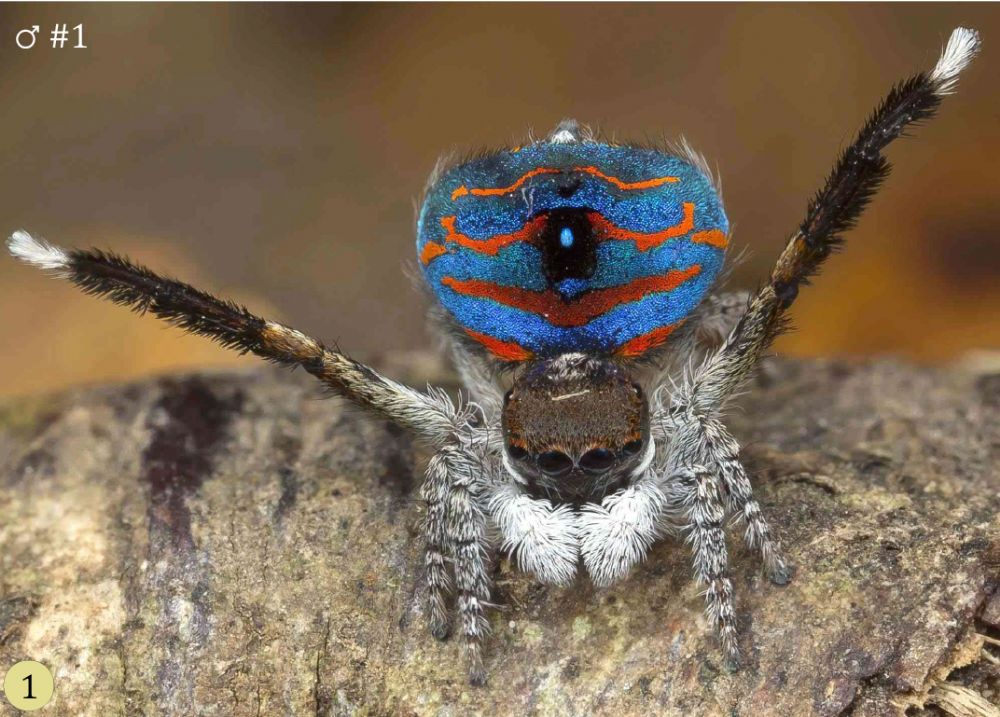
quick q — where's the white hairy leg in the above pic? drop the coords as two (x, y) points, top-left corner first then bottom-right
(422, 442), (493, 685)
(671, 465), (740, 668)
(665, 402), (791, 584)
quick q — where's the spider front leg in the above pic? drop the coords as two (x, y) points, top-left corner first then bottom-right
(421, 442), (493, 685)
(670, 465), (740, 669)
(421, 456), (453, 641)
(667, 408), (791, 585)
(5, 230), (495, 681)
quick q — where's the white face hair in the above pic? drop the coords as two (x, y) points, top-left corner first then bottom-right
(5, 28), (981, 687)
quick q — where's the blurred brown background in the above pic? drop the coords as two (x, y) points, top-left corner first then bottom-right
(1, 4), (997, 398)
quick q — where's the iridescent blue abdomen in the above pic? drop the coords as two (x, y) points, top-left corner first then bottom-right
(416, 134), (728, 361)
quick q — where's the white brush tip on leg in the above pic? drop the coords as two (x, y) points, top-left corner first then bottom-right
(7, 231), (70, 271)
(930, 27), (982, 94)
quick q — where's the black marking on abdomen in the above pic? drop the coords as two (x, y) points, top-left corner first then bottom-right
(536, 207), (599, 285)
(556, 174), (583, 198)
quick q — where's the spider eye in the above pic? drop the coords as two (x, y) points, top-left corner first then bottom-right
(537, 451), (573, 477)
(579, 447), (616, 474)
(507, 444), (529, 461)
(622, 440), (643, 456)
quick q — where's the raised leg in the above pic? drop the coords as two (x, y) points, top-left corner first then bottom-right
(6, 232), (464, 446)
(684, 29), (982, 410)
(653, 26), (981, 591)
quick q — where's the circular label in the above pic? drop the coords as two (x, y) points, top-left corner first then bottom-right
(3, 661), (54, 711)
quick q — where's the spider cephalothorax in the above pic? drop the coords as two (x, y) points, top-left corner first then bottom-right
(7, 28), (981, 686)
(502, 354), (651, 501)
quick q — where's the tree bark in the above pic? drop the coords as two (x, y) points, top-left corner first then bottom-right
(1, 356), (997, 716)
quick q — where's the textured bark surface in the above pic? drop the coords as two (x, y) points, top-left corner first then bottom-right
(1, 357), (997, 717)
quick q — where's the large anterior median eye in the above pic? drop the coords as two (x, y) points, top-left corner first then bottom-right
(579, 447), (616, 474)
(537, 450), (573, 477)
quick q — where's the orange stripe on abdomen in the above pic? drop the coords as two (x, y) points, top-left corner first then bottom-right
(451, 168), (561, 200)
(616, 320), (686, 357)
(419, 242), (448, 265)
(691, 229), (729, 249)
(451, 166), (679, 201)
(441, 266), (701, 328)
(435, 205), (721, 258)
(592, 203), (695, 251)
(575, 166), (679, 191)
(463, 329), (534, 361)
(438, 215), (547, 256)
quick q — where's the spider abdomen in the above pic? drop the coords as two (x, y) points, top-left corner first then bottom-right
(417, 133), (729, 361)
